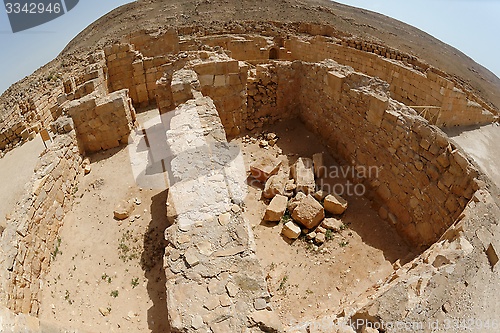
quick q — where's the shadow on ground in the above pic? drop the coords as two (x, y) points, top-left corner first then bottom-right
(141, 189), (171, 333)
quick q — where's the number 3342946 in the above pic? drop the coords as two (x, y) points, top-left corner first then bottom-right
(5, 2), (61, 14)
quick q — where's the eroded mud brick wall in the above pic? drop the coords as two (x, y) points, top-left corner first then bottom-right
(286, 36), (496, 127)
(297, 61), (478, 248)
(0, 129), (81, 315)
(66, 89), (136, 153)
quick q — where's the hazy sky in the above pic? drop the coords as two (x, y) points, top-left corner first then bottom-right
(0, 0), (499, 95)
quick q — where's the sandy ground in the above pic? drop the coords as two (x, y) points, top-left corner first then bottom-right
(39, 110), (171, 333)
(236, 119), (413, 325)
(0, 136), (44, 221)
(446, 123), (500, 187)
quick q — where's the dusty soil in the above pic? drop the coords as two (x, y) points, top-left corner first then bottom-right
(0, 136), (44, 222)
(39, 111), (170, 333)
(235, 119), (413, 325)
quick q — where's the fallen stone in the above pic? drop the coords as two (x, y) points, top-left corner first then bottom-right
(324, 194), (348, 215)
(316, 226), (326, 234)
(306, 232), (316, 241)
(315, 233), (326, 245)
(264, 195), (288, 222)
(287, 192), (307, 213)
(322, 218), (343, 232)
(291, 157), (315, 194)
(84, 164), (91, 175)
(282, 221), (301, 240)
(250, 310), (283, 333)
(312, 153), (326, 178)
(113, 200), (135, 220)
(313, 189), (328, 201)
(291, 194), (325, 229)
(284, 179), (297, 197)
(99, 307), (110, 316)
(250, 156), (282, 182)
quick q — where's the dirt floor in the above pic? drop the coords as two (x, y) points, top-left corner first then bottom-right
(235, 119), (413, 325)
(39, 111), (171, 333)
(0, 136), (44, 223)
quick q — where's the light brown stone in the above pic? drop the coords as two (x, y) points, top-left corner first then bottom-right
(264, 195), (288, 222)
(291, 194), (325, 229)
(324, 194), (348, 215)
(113, 200), (135, 220)
(282, 221), (301, 240)
(291, 157), (315, 194)
(250, 156), (282, 182)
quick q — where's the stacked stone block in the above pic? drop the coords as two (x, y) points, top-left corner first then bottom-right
(193, 60), (248, 136)
(66, 90), (136, 153)
(0, 129), (81, 315)
(105, 43), (171, 109)
(298, 60), (479, 248)
(285, 36), (496, 128)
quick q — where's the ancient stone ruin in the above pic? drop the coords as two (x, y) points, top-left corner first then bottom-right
(1, 1), (500, 332)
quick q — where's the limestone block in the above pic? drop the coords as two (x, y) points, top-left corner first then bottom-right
(291, 194), (325, 229)
(324, 194), (348, 215)
(321, 217), (343, 231)
(291, 157), (315, 194)
(264, 195), (288, 222)
(250, 156), (282, 182)
(327, 71), (345, 100)
(114, 200), (135, 220)
(281, 221), (301, 240)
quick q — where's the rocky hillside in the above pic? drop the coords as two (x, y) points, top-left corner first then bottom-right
(2, 0), (500, 113)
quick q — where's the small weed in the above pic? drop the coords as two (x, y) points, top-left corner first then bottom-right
(340, 223), (348, 231)
(51, 238), (62, 259)
(64, 290), (73, 305)
(110, 290), (119, 298)
(118, 230), (141, 262)
(278, 275), (288, 291)
(339, 241), (349, 248)
(325, 229), (334, 241)
(131, 277), (139, 288)
(280, 209), (291, 224)
(102, 273), (112, 284)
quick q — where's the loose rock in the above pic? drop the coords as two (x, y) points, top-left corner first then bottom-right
(291, 194), (325, 229)
(282, 221), (301, 240)
(324, 194), (348, 215)
(264, 194), (288, 222)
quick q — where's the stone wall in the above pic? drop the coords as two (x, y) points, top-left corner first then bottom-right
(198, 34), (272, 61)
(285, 36), (496, 127)
(163, 96), (280, 333)
(104, 43), (172, 109)
(245, 61), (301, 130)
(296, 60), (479, 248)
(0, 127), (81, 315)
(193, 60), (248, 136)
(66, 89), (136, 153)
